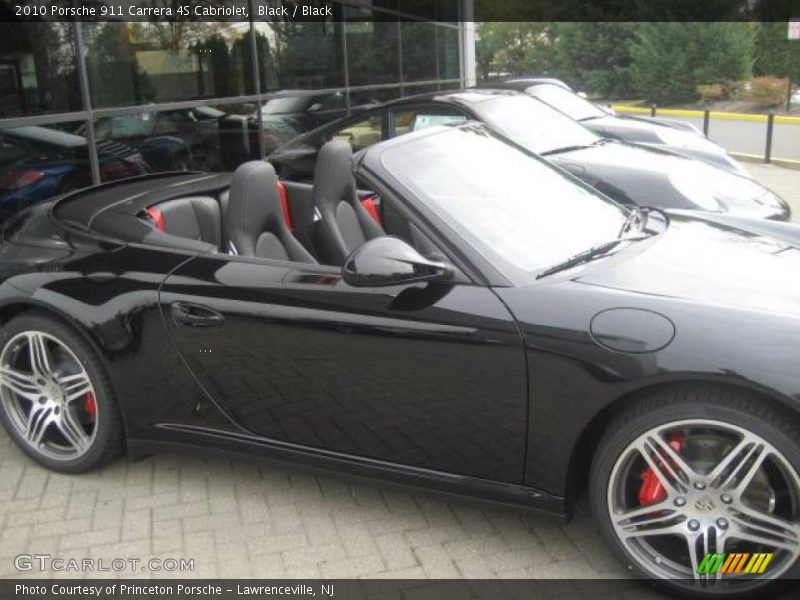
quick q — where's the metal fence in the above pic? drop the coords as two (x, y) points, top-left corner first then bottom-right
(612, 105), (800, 165)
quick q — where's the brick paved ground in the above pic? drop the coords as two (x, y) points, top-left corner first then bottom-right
(0, 166), (796, 592)
(0, 430), (656, 590)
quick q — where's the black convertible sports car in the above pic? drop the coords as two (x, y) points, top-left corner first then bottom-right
(0, 123), (798, 596)
(270, 90), (789, 221)
(493, 78), (746, 176)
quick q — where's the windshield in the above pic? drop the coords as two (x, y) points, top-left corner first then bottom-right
(477, 95), (599, 155)
(380, 125), (628, 277)
(526, 84), (607, 121)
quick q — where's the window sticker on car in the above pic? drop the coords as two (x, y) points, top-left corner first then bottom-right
(413, 114), (467, 131)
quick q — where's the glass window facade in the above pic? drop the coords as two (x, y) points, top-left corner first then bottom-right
(0, 22), (81, 117)
(82, 22), (253, 107)
(0, 1), (465, 220)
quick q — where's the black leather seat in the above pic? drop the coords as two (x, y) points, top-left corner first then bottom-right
(225, 161), (317, 263)
(311, 140), (384, 266)
(152, 196), (222, 248)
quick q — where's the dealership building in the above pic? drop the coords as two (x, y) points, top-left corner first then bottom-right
(0, 1), (475, 211)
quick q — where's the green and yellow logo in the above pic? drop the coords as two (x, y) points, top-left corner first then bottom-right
(696, 552), (773, 575)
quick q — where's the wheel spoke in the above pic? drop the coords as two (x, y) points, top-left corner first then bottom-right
(728, 527), (797, 553)
(709, 438), (768, 494)
(688, 527), (725, 581)
(0, 367), (41, 401)
(57, 407), (89, 452)
(636, 434), (690, 495)
(615, 506), (683, 539)
(57, 372), (92, 402)
(729, 506), (800, 551)
(24, 403), (55, 447)
(26, 333), (52, 377)
(650, 430), (696, 478)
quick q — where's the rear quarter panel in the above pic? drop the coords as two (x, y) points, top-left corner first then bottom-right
(0, 243), (234, 441)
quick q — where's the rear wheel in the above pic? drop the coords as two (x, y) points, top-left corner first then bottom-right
(590, 389), (800, 597)
(0, 312), (123, 472)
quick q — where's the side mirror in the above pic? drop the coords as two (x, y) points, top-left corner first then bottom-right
(343, 237), (453, 288)
(307, 103), (323, 113)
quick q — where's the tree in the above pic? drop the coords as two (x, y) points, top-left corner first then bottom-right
(554, 22), (637, 98)
(475, 22), (558, 82)
(753, 22), (800, 83)
(191, 35), (232, 97)
(84, 23), (155, 106)
(630, 22), (754, 104)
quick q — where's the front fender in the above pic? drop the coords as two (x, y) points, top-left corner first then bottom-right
(672, 210), (800, 245)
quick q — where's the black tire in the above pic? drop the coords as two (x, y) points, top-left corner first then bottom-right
(589, 386), (800, 598)
(0, 311), (124, 473)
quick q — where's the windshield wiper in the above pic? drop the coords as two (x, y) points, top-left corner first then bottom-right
(541, 144), (593, 156)
(541, 138), (612, 156)
(535, 239), (623, 279)
(536, 208), (650, 280)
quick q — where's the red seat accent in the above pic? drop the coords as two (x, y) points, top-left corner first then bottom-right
(144, 207), (164, 231)
(276, 180), (292, 230)
(361, 196), (381, 226)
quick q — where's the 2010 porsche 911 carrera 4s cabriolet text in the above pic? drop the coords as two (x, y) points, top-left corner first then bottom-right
(0, 123), (798, 596)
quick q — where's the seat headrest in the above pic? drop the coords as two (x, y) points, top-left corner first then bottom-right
(225, 161), (286, 256)
(313, 139), (356, 211)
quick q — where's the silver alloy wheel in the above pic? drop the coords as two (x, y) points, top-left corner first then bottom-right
(607, 419), (800, 590)
(0, 331), (97, 460)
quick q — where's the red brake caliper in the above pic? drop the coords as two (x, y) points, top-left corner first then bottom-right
(638, 432), (684, 506)
(83, 392), (97, 419)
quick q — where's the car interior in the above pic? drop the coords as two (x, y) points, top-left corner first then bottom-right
(125, 139), (442, 268)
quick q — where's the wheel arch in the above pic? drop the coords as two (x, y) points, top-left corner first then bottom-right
(564, 377), (800, 508)
(0, 299), (129, 437)
(0, 300), (102, 351)
(0, 301), (36, 326)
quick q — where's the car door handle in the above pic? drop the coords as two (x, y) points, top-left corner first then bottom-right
(170, 302), (224, 328)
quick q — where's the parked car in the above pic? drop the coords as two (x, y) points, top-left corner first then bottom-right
(270, 90), (790, 221)
(88, 108), (222, 172)
(0, 126), (148, 218)
(257, 91), (353, 132)
(493, 78), (747, 175)
(216, 91), (360, 169)
(1, 124), (798, 597)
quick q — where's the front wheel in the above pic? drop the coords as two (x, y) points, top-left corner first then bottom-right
(590, 388), (800, 597)
(0, 312), (124, 472)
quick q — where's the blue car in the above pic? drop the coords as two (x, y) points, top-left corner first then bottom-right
(0, 126), (149, 219)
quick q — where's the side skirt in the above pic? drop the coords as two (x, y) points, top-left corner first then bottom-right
(128, 423), (568, 519)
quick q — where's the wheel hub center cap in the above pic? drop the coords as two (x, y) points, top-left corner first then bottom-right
(43, 381), (63, 403)
(694, 496), (716, 512)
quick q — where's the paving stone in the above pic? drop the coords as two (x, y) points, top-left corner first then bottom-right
(0, 356), (735, 586)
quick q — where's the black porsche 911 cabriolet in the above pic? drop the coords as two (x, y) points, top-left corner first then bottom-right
(0, 123), (798, 596)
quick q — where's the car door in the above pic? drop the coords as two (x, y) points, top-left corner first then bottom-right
(159, 252), (528, 483)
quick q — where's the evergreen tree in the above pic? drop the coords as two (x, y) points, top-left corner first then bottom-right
(555, 22), (637, 98)
(476, 22), (558, 82)
(630, 22), (754, 104)
(754, 22), (800, 83)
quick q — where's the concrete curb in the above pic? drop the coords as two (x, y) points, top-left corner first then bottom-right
(731, 153), (800, 171)
(612, 105), (800, 125)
